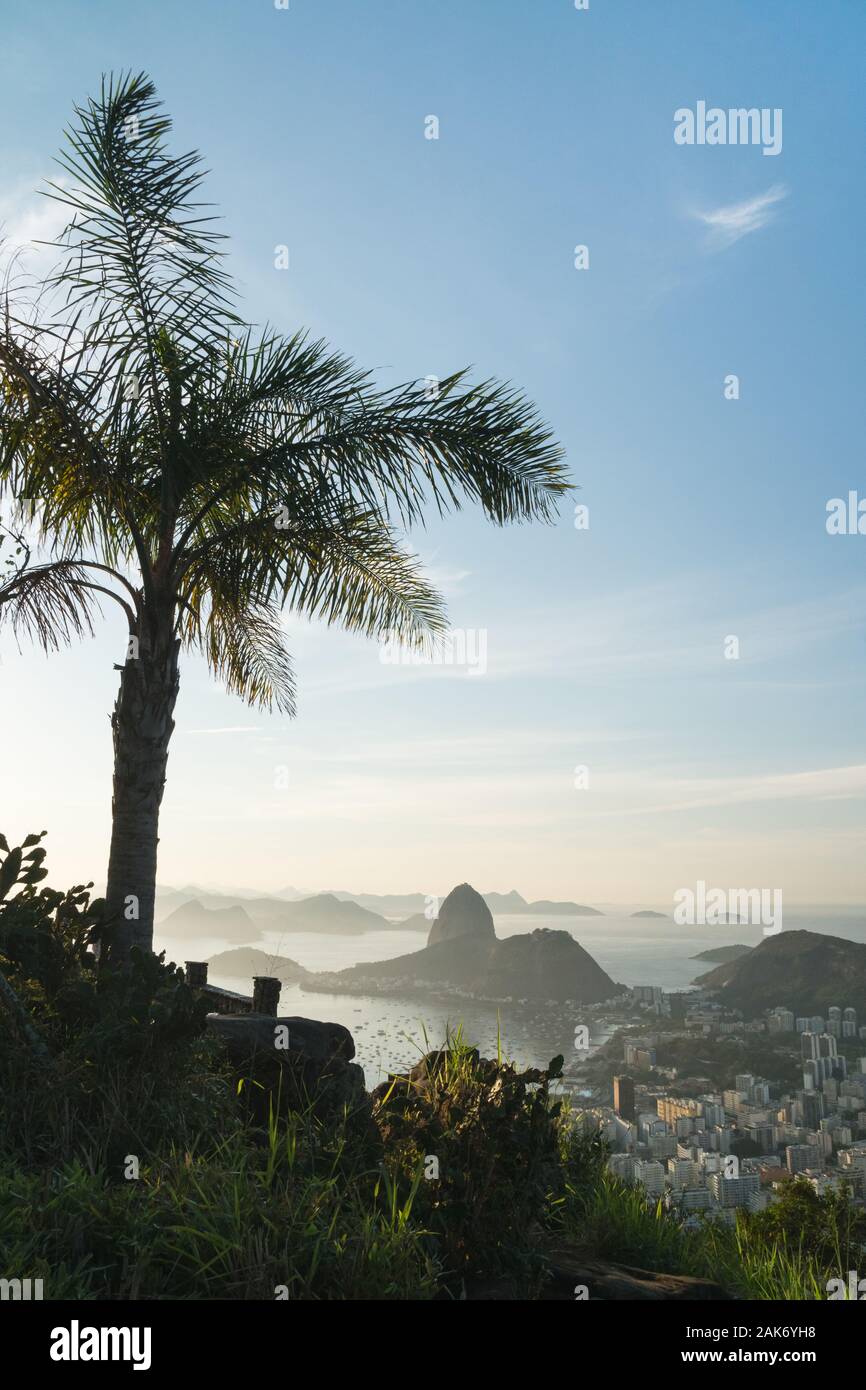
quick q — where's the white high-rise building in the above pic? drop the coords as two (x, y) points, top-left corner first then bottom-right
(634, 1160), (665, 1195)
(708, 1173), (761, 1208)
(667, 1157), (698, 1190)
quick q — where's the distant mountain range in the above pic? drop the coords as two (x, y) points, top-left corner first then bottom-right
(485, 891), (603, 915)
(158, 893), (394, 940)
(257, 894), (386, 933)
(156, 884), (304, 912)
(155, 884), (607, 935)
(326, 888), (604, 919)
(323, 890), (428, 918)
(159, 900), (258, 943)
(694, 930), (866, 1015)
(184, 884), (620, 1007)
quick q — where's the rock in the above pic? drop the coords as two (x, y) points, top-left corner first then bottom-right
(427, 883), (495, 947)
(206, 1012), (355, 1061)
(206, 1012), (368, 1127)
(539, 1250), (732, 1301)
(464, 1251), (732, 1301)
(369, 1047), (482, 1104)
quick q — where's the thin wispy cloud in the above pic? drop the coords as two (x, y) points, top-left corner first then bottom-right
(593, 762), (866, 819)
(187, 726), (262, 736)
(695, 184), (787, 250)
(0, 182), (68, 284)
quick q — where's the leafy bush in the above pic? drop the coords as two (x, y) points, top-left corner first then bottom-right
(553, 1160), (859, 1300)
(0, 831), (207, 1060)
(741, 1176), (866, 1272)
(372, 1034), (565, 1288)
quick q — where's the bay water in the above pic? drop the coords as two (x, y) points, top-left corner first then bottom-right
(156, 906), (866, 1086)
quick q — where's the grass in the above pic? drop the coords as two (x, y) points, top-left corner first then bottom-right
(0, 1148), (438, 1300)
(0, 1041), (440, 1300)
(551, 1139), (860, 1300)
(0, 1000), (564, 1298)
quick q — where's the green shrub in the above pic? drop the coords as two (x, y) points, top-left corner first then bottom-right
(552, 1160), (858, 1300)
(0, 831), (207, 1061)
(373, 1034), (565, 1288)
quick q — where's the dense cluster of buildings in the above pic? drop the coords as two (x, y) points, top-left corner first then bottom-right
(576, 990), (866, 1225)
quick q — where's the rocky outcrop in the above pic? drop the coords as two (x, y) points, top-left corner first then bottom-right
(479, 928), (617, 1003)
(691, 944), (753, 965)
(207, 1012), (355, 1062)
(539, 1252), (731, 1300)
(304, 883), (621, 1004)
(695, 929), (866, 1014)
(206, 1012), (368, 1126)
(427, 882), (495, 947)
(466, 1253), (732, 1301)
(207, 947), (308, 981)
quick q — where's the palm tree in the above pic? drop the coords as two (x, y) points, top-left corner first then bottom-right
(0, 73), (568, 962)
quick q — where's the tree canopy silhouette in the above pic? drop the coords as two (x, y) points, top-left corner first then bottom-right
(0, 72), (568, 960)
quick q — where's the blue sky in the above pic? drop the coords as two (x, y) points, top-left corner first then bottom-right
(1, 0), (865, 903)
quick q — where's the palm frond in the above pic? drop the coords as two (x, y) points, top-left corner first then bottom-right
(176, 496), (447, 647)
(43, 70), (238, 367)
(200, 602), (295, 716)
(175, 332), (570, 531)
(0, 556), (100, 652)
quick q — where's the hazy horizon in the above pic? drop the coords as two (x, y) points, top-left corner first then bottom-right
(151, 881), (866, 915)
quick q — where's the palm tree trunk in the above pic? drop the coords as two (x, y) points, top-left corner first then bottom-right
(104, 615), (180, 961)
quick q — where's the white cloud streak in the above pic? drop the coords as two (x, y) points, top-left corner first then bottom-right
(695, 184), (787, 250)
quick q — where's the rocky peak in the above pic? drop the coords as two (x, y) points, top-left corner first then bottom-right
(427, 882), (496, 947)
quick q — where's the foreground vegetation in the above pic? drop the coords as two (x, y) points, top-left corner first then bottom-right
(557, 1162), (865, 1301)
(0, 834), (860, 1300)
